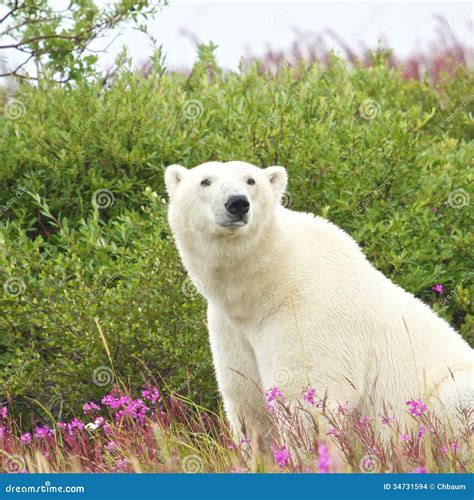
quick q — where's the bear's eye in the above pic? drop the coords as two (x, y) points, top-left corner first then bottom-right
(247, 178), (256, 185)
(200, 178), (211, 187)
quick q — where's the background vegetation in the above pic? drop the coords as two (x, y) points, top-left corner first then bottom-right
(1, 40), (473, 423)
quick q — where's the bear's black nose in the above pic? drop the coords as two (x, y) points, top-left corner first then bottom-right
(225, 195), (250, 217)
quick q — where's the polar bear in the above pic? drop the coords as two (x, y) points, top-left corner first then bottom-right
(165, 160), (473, 440)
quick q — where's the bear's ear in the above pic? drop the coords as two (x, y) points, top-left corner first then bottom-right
(265, 166), (288, 200)
(165, 164), (188, 197)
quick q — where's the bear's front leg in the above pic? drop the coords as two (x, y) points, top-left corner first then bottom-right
(207, 305), (271, 445)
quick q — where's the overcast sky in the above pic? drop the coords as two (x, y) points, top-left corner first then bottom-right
(97, 0), (473, 70)
(1, 1), (473, 75)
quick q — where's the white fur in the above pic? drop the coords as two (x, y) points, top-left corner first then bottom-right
(165, 161), (473, 439)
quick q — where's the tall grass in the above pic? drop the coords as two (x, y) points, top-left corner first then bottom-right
(0, 384), (471, 473)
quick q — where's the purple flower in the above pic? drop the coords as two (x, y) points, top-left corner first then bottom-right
(406, 399), (427, 417)
(317, 444), (330, 473)
(337, 402), (348, 414)
(450, 441), (459, 450)
(105, 441), (117, 452)
(430, 207), (437, 213)
(265, 386), (283, 403)
(34, 426), (51, 439)
(271, 445), (290, 468)
(124, 399), (149, 425)
(400, 434), (410, 442)
(94, 416), (104, 427)
(0, 425), (6, 438)
(67, 418), (84, 436)
(0, 406), (7, 419)
(431, 284), (443, 295)
(20, 432), (32, 444)
(413, 466), (427, 473)
(302, 386), (317, 406)
(101, 394), (131, 409)
(141, 387), (160, 404)
(239, 438), (251, 448)
(83, 402), (101, 414)
(357, 416), (371, 428)
(417, 425), (426, 438)
(326, 427), (339, 437)
(114, 458), (128, 471)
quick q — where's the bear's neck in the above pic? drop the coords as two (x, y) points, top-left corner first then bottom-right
(176, 212), (288, 295)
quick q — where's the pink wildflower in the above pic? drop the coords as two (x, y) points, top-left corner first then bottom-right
(105, 441), (117, 452)
(302, 386), (317, 406)
(67, 418), (84, 436)
(0, 406), (7, 419)
(381, 414), (396, 426)
(101, 394), (130, 409)
(34, 426), (51, 439)
(271, 445), (290, 468)
(114, 458), (128, 471)
(400, 434), (410, 442)
(20, 432), (32, 444)
(406, 399), (427, 417)
(337, 402), (348, 414)
(357, 415), (371, 428)
(326, 427), (339, 437)
(317, 444), (330, 473)
(417, 425), (426, 438)
(265, 386), (282, 403)
(414, 466), (427, 473)
(431, 284), (443, 295)
(83, 402), (101, 414)
(141, 387), (160, 404)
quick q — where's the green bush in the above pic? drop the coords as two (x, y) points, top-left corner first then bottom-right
(1, 49), (473, 420)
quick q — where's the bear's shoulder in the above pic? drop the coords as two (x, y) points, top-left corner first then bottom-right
(279, 208), (366, 259)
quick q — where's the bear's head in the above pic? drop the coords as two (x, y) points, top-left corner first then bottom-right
(165, 161), (287, 250)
